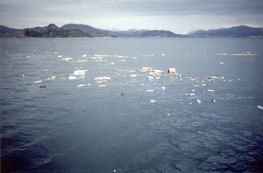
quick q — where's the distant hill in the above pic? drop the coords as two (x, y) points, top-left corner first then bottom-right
(0, 25), (24, 37)
(188, 25), (263, 37)
(24, 24), (91, 37)
(62, 24), (117, 37)
(115, 29), (184, 37)
(1, 24), (263, 38)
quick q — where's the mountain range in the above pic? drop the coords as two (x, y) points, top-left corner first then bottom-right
(0, 24), (263, 38)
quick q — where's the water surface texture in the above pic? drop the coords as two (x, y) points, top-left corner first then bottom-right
(1, 38), (263, 173)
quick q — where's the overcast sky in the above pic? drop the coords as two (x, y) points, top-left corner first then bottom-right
(0, 0), (262, 34)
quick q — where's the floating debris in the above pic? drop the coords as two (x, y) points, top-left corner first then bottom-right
(150, 100), (156, 103)
(62, 57), (73, 61)
(141, 67), (153, 72)
(162, 86), (166, 90)
(219, 61), (224, 65)
(39, 85), (46, 88)
(142, 54), (154, 57)
(161, 53), (166, 56)
(168, 68), (177, 75)
(99, 84), (107, 88)
(95, 76), (111, 83)
(57, 55), (63, 58)
(120, 93), (126, 96)
(149, 70), (162, 78)
(47, 76), (56, 80)
(33, 80), (42, 84)
(257, 105), (263, 110)
(130, 74), (137, 78)
(68, 76), (76, 80)
(146, 89), (154, 93)
(230, 52), (257, 56)
(185, 93), (196, 97)
(78, 83), (91, 88)
(82, 54), (88, 58)
(207, 89), (215, 93)
(197, 99), (202, 104)
(74, 70), (87, 76)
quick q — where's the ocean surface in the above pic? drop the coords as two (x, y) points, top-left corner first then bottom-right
(1, 37), (263, 173)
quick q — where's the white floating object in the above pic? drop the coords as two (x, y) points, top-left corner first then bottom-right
(74, 70), (87, 76)
(219, 61), (224, 65)
(99, 84), (107, 88)
(257, 105), (263, 110)
(130, 74), (137, 78)
(146, 89), (154, 93)
(207, 89), (215, 93)
(95, 76), (111, 81)
(197, 99), (202, 104)
(162, 86), (166, 90)
(33, 80), (42, 84)
(161, 53), (166, 56)
(57, 55), (63, 58)
(62, 57), (73, 61)
(185, 93), (196, 96)
(148, 76), (154, 79)
(68, 76), (76, 80)
(142, 54), (154, 57)
(150, 100), (156, 103)
(82, 54), (88, 58)
(78, 83), (91, 87)
(168, 68), (177, 74)
(141, 67), (153, 72)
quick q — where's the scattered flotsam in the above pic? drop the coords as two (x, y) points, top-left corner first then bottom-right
(185, 93), (196, 97)
(81, 54), (88, 58)
(257, 105), (263, 110)
(141, 67), (153, 72)
(74, 70), (88, 76)
(197, 99), (202, 104)
(146, 89), (155, 93)
(33, 80), (42, 84)
(68, 76), (76, 80)
(62, 57), (73, 61)
(47, 76), (56, 80)
(78, 83), (91, 88)
(207, 89), (215, 93)
(130, 74), (137, 78)
(150, 99), (156, 103)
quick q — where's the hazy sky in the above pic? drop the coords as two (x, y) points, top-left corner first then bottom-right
(0, 0), (262, 34)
